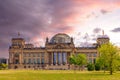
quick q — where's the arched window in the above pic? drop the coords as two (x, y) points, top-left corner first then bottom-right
(15, 59), (19, 64)
(14, 53), (19, 57)
(28, 66), (30, 68)
(24, 66), (26, 68)
(14, 66), (18, 69)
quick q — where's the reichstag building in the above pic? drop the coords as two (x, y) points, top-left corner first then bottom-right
(9, 33), (109, 69)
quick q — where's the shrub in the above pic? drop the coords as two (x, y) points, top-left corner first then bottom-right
(87, 63), (94, 71)
(0, 63), (8, 70)
(95, 62), (101, 71)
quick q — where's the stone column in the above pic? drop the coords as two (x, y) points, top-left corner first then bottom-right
(19, 53), (21, 64)
(62, 52), (67, 65)
(58, 52), (62, 65)
(51, 53), (53, 65)
(66, 52), (67, 64)
(53, 52), (56, 65)
(56, 52), (58, 65)
(62, 53), (63, 65)
(53, 52), (54, 65)
(64, 52), (66, 65)
(10, 53), (12, 64)
(57, 52), (59, 65)
(60, 53), (62, 65)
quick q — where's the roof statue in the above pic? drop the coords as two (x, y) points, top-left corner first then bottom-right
(97, 30), (109, 39)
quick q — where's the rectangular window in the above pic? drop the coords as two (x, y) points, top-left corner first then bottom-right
(33, 54), (35, 57)
(33, 59), (36, 64)
(29, 53), (31, 57)
(89, 58), (92, 63)
(93, 53), (97, 57)
(41, 58), (44, 64)
(24, 59), (26, 64)
(28, 58), (32, 64)
(37, 58), (40, 64)
(38, 53), (40, 57)
(41, 53), (44, 57)
(24, 54), (26, 57)
(93, 58), (96, 64)
(89, 53), (92, 57)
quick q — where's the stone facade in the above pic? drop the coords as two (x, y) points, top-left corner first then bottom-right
(9, 33), (109, 69)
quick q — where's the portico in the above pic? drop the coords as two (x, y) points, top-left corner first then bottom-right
(48, 52), (71, 66)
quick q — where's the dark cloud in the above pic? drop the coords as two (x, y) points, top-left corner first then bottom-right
(83, 33), (90, 41)
(91, 28), (102, 41)
(86, 12), (99, 19)
(111, 27), (120, 32)
(93, 28), (101, 34)
(100, 9), (110, 14)
(86, 9), (110, 19)
(0, 0), (76, 57)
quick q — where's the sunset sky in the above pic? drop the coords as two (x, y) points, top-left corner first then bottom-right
(1, 0), (120, 58)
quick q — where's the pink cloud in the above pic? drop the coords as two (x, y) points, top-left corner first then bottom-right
(27, 0), (120, 46)
(61, 0), (120, 24)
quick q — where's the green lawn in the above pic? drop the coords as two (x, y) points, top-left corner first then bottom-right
(0, 70), (120, 80)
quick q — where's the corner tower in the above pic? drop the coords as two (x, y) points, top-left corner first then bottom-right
(9, 33), (25, 69)
(97, 30), (109, 46)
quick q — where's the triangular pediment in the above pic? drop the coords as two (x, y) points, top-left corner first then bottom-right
(54, 44), (65, 49)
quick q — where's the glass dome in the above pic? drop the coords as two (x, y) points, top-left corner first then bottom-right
(50, 33), (71, 43)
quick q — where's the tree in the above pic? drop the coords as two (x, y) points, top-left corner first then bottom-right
(95, 58), (103, 71)
(69, 54), (77, 70)
(95, 56), (109, 72)
(98, 43), (120, 75)
(76, 54), (87, 71)
(95, 62), (100, 71)
(69, 54), (87, 71)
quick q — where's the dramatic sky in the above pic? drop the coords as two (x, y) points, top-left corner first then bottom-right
(1, 0), (120, 58)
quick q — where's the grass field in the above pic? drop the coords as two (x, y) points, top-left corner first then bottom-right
(0, 70), (120, 80)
